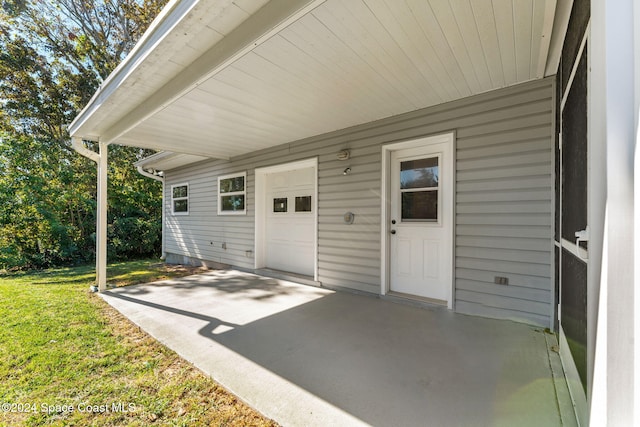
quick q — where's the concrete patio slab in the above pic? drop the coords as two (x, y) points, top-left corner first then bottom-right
(101, 270), (576, 427)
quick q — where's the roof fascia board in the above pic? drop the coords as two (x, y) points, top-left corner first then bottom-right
(545, 0), (574, 76)
(69, 0), (200, 136)
(536, 0), (558, 78)
(133, 150), (176, 167)
(100, 0), (326, 145)
(135, 151), (210, 170)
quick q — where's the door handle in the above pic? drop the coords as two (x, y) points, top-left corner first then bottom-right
(575, 226), (589, 247)
(390, 229), (396, 234)
(575, 226), (589, 260)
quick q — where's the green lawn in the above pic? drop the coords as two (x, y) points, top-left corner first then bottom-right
(0, 260), (276, 427)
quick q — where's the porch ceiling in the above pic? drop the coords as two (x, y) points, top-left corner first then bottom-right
(70, 0), (563, 160)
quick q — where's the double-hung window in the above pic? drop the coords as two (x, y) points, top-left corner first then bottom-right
(171, 183), (189, 215)
(218, 172), (246, 215)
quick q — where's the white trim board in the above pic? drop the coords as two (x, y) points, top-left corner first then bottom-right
(560, 238), (588, 262)
(254, 158), (319, 281)
(380, 132), (455, 309)
(559, 325), (588, 427)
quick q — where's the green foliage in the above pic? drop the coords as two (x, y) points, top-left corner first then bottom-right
(0, 261), (276, 426)
(0, 0), (169, 270)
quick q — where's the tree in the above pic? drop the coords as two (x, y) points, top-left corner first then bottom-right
(0, 0), (168, 270)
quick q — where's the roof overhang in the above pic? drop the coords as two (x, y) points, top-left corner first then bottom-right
(70, 0), (572, 162)
(134, 151), (209, 171)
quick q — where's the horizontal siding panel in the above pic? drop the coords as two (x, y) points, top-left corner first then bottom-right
(457, 190), (551, 203)
(319, 175), (381, 187)
(318, 268), (379, 287)
(456, 112), (552, 140)
(457, 151), (551, 171)
(318, 147), (382, 162)
(167, 224), (253, 235)
(315, 143), (382, 158)
(457, 213), (551, 226)
(318, 261), (380, 278)
(457, 138), (550, 160)
(319, 224), (380, 233)
(458, 140), (548, 164)
(319, 230), (380, 242)
(456, 257), (550, 277)
(320, 198), (381, 209)
(456, 268), (550, 289)
(319, 240), (383, 251)
(457, 164), (551, 181)
(456, 176), (551, 192)
(380, 99), (551, 138)
(456, 236), (550, 251)
(456, 201), (551, 214)
(456, 290), (550, 316)
(320, 160), (381, 176)
(457, 279), (551, 303)
(448, 100), (552, 133)
(318, 221), (380, 230)
(456, 123), (551, 150)
(167, 237), (254, 251)
(456, 247), (550, 265)
(319, 162), (381, 178)
(366, 87), (552, 135)
(455, 301), (548, 327)
(319, 276), (379, 294)
(318, 207), (381, 217)
(318, 253), (381, 268)
(319, 191), (380, 202)
(319, 245), (380, 258)
(319, 173), (381, 187)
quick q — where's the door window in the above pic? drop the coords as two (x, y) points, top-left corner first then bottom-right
(400, 156), (439, 221)
(295, 196), (312, 212)
(273, 198), (287, 213)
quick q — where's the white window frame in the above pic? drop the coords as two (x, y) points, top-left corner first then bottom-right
(171, 183), (189, 216)
(218, 171), (247, 215)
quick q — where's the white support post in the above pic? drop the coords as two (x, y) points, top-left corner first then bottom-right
(71, 137), (108, 291)
(591, 0), (637, 424)
(96, 142), (108, 291)
(136, 165), (165, 259)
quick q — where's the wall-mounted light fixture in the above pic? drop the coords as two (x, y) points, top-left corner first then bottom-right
(343, 167), (352, 175)
(337, 149), (350, 161)
(343, 212), (355, 224)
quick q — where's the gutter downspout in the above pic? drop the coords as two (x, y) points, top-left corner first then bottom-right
(71, 137), (108, 291)
(136, 165), (166, 260)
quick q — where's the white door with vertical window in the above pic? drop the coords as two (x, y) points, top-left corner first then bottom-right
(265, 166), (315, 276)
(389, 137), (453, 303)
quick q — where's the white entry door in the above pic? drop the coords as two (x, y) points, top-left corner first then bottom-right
(264, 166), (315, 276)
(389, 137), (453, 303)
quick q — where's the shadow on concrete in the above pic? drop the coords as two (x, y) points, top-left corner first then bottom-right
(104, 291), (240, 338)
(113, 270), (298, 301)
(103, 271), (564, 427)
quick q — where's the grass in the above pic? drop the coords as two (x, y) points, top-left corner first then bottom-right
(0, 259), (277, 426)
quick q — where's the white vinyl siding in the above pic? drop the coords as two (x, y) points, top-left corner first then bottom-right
(164, 77), (554, 326)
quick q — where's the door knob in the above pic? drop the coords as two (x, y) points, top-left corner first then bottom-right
(390, 229), (396, 234)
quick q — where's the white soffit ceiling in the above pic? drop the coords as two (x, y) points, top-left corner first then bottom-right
(96, 0), (559, 159)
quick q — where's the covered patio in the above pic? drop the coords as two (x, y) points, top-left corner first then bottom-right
(102, 270), (576, 426)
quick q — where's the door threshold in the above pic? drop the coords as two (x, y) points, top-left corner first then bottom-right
(385, 291), (448, 307)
